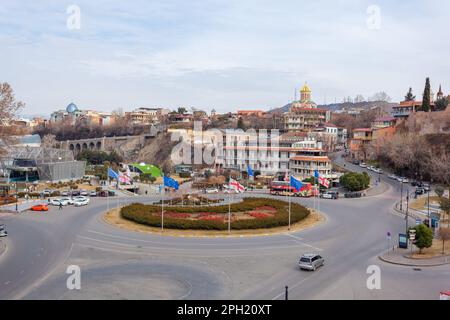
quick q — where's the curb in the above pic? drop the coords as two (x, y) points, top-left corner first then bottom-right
(378, 254), (450, 267)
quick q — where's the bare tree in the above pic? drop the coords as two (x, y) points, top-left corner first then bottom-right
(439, 228), (450, 254)
(0, 82), (25, 154)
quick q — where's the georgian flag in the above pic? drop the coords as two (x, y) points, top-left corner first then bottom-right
(314, 169), (330, 188)
(229, 178), (245, 193)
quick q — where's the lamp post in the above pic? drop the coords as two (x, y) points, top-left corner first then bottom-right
(400, 180), (404, 211)
(405, 188), (410, 234)
(428, 178), (433, 225)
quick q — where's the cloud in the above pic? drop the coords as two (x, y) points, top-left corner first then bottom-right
(1, 0), (449, 115)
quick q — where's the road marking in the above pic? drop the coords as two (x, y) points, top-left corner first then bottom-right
(284, 234), (322, 251)
(271, 269), (322, 300)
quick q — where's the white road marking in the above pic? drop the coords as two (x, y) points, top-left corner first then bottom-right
(284, 234), (322, 251)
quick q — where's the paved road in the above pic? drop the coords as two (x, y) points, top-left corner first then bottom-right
(0, 158), (448, 300)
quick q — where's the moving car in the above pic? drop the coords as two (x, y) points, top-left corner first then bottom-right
(359, 163), (367, 168)
(60, 197), (74, 205)
(388, 174), (398, 180)
(320, 191), (339, 199)
(0, 229), (7, 237)
(0, 224), (5, 231)
(298, 253), (324, 271)
(50, 198), (71, 206)
(30, 204), (49, 211)
(74, 197), (89, 207)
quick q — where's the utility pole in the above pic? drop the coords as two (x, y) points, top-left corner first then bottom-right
(400, 180), (404, 211)
(405, 189), (410, 234)
(285, 286), (289, 300)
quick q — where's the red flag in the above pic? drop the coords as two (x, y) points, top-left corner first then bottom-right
(229, 178), (245, 193)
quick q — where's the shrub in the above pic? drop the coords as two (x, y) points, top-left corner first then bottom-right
(120, 198), (310, 230)
(340, 172), (370, 191)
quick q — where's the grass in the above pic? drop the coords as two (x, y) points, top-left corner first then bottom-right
(410, 196), (441, 211)
(409, 238), (450, 259)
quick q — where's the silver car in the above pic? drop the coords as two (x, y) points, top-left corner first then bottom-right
(298, 253), (324, 271)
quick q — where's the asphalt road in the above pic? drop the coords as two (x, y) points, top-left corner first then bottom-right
(0, 156), (449, 300)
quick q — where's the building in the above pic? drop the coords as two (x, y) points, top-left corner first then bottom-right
(289, 138), (333, 179)
(0, 147), (85, 182)
(237, 110), (267, 117)
(372, 116), (397, 129)
(283, 84), (331, 131)
(214, 129), (334, 178)
(50, 103), (114, 127)
(125, 107), (169, 125)
(349, 128), (373, 160)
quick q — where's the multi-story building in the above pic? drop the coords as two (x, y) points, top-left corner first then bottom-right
(372, 116), (396, 129)
(349, 128), (373, 160)
(50, 103), (114, 127)
(125, 107), (169, 125)
(289, 138), (333, 179)
(283, 84), (331, 131)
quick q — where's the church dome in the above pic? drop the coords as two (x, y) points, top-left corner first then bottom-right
(300, 83), (311, 93)
(66, 102), (78, 113)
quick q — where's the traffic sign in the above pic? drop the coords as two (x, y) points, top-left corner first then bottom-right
(415, 219), (421, 225)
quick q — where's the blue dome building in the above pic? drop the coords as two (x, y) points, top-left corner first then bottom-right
(66, 102), (78, 113)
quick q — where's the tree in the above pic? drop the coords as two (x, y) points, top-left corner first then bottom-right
(370, 91), (391, 102)
(354, 95), (365, 103)
(435, 186), (445, 198)
(339, 172), (370, 191)
(435, 97), (449, 111)
(237, 117), (245, 130)
(177, 107), (187, 115)
(411, 224), (433, 254)
(41, 134), (57, 148)
(439, 197), (450, 227)
(0, 82), (25, 154)
(405, 87), (416, 101)
(421, 77), (431, 112)
(439, 228), (450, 254)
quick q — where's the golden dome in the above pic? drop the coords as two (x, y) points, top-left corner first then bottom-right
(300, 83), (311, 93)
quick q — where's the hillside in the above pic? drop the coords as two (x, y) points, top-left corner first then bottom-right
(268, 101), (398, 114)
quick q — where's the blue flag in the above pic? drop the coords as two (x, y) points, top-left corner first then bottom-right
(290, 176), (303, 192)
(163, 176), (179, 190)
(314, 170), (320, 180)
(247, 164), (254, 177)
(108, 167), (119, 180)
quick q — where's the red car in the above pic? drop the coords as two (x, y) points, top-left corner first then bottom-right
(30, 204), (49, 211)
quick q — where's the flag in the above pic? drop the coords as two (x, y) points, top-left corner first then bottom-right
(314, 170), (320, 180)
(163, 176), (179, 190)
(108, 167), (119, 180)
(290, 176), (303, 192)
(314, 169), (330, 188)
(247, 164), (254, 177)
(319, 176), (330, 188)
(119, 171), (131, 184)
(284, 170), (289, 182)
(229, 178), (245, 193)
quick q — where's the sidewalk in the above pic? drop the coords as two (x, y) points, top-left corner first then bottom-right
(379, 247), (450, 267)
(0, 199), (43, 213)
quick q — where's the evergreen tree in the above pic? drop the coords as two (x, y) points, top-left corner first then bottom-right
(421, 78), (431, 112)
(435, 97), (449, 111)
(404, 87), (416, 101)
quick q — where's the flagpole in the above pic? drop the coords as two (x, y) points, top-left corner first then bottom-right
(228, 172), (231, 235)
(161, 173), (164, 233)
(288, 184), (291, 231)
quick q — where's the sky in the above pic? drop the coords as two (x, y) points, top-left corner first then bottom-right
(1, 0), (449, 117)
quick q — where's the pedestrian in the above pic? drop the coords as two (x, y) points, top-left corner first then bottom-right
(59, 202), (63, 211)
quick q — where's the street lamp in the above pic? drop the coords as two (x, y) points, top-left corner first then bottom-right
(405, 188), (410, 234)
(428, 178), (433, 225)
(400, 180), (404, 211)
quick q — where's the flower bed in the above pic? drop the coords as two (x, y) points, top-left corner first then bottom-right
(120, 198), (310, 230)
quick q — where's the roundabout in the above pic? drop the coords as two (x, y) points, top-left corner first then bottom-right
(1, 156), (449, 300)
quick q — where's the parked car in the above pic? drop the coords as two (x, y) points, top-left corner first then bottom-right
(344, 192), (363, 198)
(423, 183), (431, 192)
(359, 163), (367, 168)
(205, 188), (219, 194)
(372, 168), (383, 174)
(30, 204), (49, 211)
(61, 191), (69, 197)
(0, 224), (5, 231)
(71, 190), (80, 196)
(89, 191), (97, 197)
(415, 188), (425, 195)
(397, 177), (409, 183)
(352, 160), (360, 165)
(80, 190), (89, 197)
(0, 229), (7, 237)
(298, 253), (324, 271)
(42, 189), (52, 197)
(388, 174), (398, 180)
(320, 191), (339, 199)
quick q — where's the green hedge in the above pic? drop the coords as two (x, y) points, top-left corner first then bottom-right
(120, 198), (310, 230)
